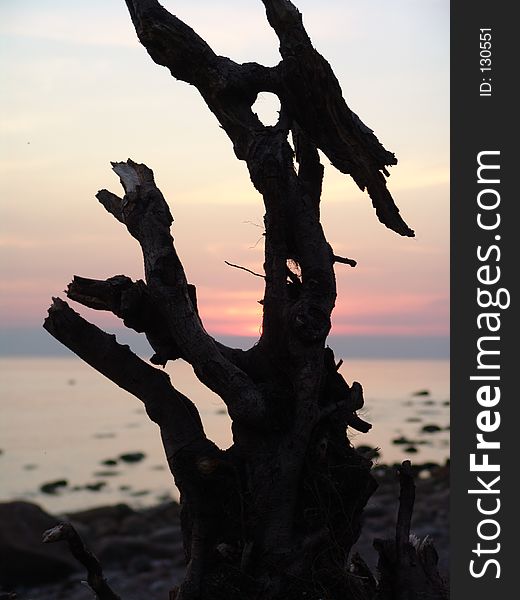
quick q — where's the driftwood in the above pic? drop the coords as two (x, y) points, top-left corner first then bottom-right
(43, 1), (447, 599)
(42, 523), (121, 600)
(374, 462), (449, 600)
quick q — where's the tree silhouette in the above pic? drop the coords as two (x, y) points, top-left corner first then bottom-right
(43, 2), (447, 599)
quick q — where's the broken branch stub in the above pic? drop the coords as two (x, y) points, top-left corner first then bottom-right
(97, 160), (267, 427)
(42, 522), (121, 600)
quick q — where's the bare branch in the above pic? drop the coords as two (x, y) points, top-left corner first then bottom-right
(262, 0), (414, 237)
(66, 274), (243, 367)
(224, 260), (265, 279)
(43, 522), (121, 600)
(97, 160), (266, 426)
(261, 0), (310, 57)
(43, 297), (206, 460)
(66, 274), (135, 313)
(124, 0), (219, 88)
(124, 0), (278, 97)
(333, 255), (357, 268)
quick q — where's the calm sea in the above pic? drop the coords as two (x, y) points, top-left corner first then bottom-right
(0, 357), (449, 514)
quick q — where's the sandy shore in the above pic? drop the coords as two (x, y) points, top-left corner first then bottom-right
(1, 462), (448, 599)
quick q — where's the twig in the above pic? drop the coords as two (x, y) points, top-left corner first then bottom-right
(42, 522), (121, 600)
(242, 220), (263, 229)
(224, 261), (265, 279)
(333, 254), (357, 268)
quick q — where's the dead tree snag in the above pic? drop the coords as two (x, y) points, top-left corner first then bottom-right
(43, 2), (448, 599)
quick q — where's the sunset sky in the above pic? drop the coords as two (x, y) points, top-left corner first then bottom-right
(0, 0), (449, 357)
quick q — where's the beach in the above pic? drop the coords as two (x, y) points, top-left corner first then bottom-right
(1, 461), (449, 599)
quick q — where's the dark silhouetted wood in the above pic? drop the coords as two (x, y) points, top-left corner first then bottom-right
(42, 522), (121, 600)
(374, 462), (449, 600)
(42, 2), (447, 599)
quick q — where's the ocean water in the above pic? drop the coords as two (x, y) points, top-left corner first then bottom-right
(0, 357), (449, 514)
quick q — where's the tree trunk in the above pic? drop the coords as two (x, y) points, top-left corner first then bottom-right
(43, 2), (447, 599)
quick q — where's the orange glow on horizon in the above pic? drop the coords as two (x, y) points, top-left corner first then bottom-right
(1, 280), (447, 339)
(0, 1), (448, 351)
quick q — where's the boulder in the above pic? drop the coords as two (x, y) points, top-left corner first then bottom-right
(0, 501), (78, 586)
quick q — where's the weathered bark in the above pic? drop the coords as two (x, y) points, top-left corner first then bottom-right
(42, 2), (447, 599)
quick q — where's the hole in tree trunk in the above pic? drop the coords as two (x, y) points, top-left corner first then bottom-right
(252, 92), (281, 126)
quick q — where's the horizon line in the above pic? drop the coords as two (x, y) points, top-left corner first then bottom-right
(0, 327), (449, 360)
